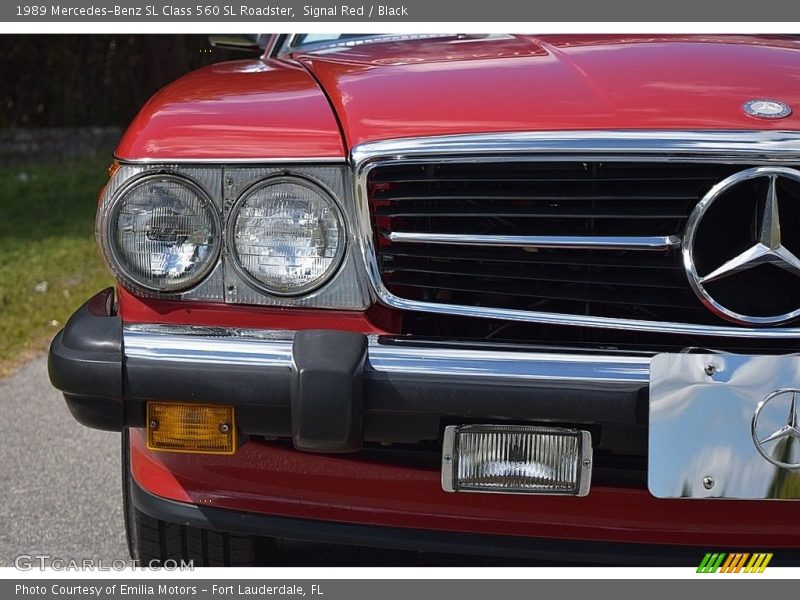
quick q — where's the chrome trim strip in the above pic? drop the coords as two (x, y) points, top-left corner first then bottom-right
(123, 328), (294, 367)
(578, 431), (594, 497)
(265, 33), (289, 59)
(441, 427), (456, 493)
(114, 156), (346, 165)
(122, 324), (651, 384)
(366, 343), (650, 383)
(385, 231), (681, 251)
(352, 130), (800, 339)
(360, 281), (800, 339)
(352, 130), (800, 164)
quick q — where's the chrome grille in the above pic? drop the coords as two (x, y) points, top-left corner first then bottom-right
(368, 160), (751, 327)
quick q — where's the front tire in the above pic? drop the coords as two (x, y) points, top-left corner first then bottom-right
(129, 507), (259, 567)
(121, 428), (265, 566)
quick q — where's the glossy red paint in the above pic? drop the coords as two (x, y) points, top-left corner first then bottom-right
(130, 429), (800, 547)
(115, 35), (800, 551)
(115, 59), (344, 160)
(117, 286), (397, 334)
(298, 34), (800, 148)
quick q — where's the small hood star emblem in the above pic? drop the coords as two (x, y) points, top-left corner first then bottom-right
(743, 99), (792, 119)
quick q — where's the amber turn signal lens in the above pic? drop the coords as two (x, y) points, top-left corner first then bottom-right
(146, 402), (236, 455)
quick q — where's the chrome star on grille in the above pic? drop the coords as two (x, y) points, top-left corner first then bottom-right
(700, 175), (800, 284)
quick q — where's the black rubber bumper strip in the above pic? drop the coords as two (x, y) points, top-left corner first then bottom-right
(291, 329), (368, 453)
(130, 478), (800, 566)
(48, 288), (124, 431)
(49, 289), (648, 453)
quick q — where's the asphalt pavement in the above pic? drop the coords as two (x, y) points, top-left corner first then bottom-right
(0, 355), (545, 567)
(0, 356), (127, 566)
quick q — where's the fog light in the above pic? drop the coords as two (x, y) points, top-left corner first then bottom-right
(147, 402), (236, 455)
(442, 425), (592, 496)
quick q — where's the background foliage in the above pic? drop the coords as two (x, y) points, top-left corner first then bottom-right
(0, 36), (245, 375)
(0, 35), (240, 128)
(0, 155), (113, 376)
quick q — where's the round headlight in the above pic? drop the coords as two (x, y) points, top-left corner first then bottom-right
(229, 176), (345, 296)
(104, 174), (221, 292)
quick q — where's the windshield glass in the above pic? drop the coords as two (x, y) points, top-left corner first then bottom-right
(292, 34), (374, 47)
(287, 34), (463, 53)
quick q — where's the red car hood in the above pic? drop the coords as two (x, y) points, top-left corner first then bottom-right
(297, 34), (800, 149)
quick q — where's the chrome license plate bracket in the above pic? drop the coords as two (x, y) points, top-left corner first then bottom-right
(649, 353), (800, 500)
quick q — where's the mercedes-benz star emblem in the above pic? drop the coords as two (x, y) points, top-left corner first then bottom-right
(752, 389), (800, 469)
(683, 166), (800, 325)
(743, 99), (792, 119)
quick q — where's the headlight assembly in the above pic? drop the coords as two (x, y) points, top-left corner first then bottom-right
(96, 164), (368, 309)
(228, 176), (345, 296)
(99, 173), (221, 293)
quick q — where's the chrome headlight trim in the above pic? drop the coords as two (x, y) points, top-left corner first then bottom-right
(99, 171), (223, 294)
(225, 174), (347, 297)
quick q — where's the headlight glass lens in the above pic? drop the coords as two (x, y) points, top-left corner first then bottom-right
(109, 174), (220, 292)
(230, 177), (344, 295)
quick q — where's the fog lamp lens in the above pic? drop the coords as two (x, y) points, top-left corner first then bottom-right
(147, 402), (236, 455)
(442, 425), (592, 496)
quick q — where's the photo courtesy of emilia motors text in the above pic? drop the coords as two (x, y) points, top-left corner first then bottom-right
(3, 0), (800, 593)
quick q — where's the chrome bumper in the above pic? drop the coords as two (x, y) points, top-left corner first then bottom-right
(123, 323), (651, 387)
(49, 290), (651, 453)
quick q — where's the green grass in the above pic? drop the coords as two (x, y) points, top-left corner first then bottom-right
(0, 155), (114, 377)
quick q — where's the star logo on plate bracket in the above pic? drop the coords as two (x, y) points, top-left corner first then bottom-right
(752, 389), (800, 470)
